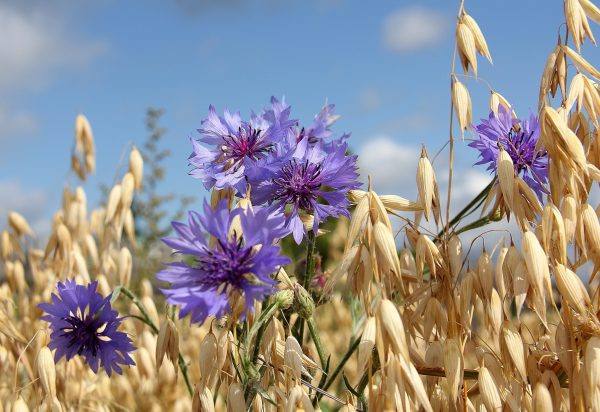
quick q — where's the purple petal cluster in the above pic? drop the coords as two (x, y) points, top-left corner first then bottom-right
(188, 97), (361, 243)
(158, 200), (290, 324)
(468, 106), (548, 199)
(250, 137), (360, 243)
(38, 280), (135, 376)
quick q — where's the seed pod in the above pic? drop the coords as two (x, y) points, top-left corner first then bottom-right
(199, 331), (218, 387)
(227, 383), (246, 412)
(8, 211), (33, 237)
(522, 230), (550, 300)
(118, 247), (132, 287)
(443, 338), (463, 402)
(479, 365), (502, 412)
(196, 386), (215, 412)
(37, 346), (56, 398)
(460, 13), (492, 63)
(378, 299), (408, 359)
(456, 20), (478, 76)
(555, 263), (590, 314)
(105, 184), (122, 224)
(129, 144), (144, 191)
(417, 147), (435, 221)
(502, 321), (527, 382)
(12, 396), (30, 412)
(489, 91), (513, 118)
(533, 383), (553, 412)
(447, 235), (463, 280)
(561, 195), (578, 242)
(452, 77), (472, 133)
(156, 319), (179, 375)
(284, 336), (303, 381)
(121, 173), (135, 211)
(497, 147), (515, 209)
(358, 317), (376, 372)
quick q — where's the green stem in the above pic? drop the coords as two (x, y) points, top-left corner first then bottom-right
(306, 318), (327, 369)
(247, 302), (279, 364)
(118, 287), (194, 397)
(302, 232), (317, 290)
(454, 209), (502, 236)
(295, 232), (317, 343)
(435, 178), (495, 242)
(243, 301), (280, 405)
(322, 335), (361, 393)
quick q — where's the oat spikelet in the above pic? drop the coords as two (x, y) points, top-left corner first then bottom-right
(456, 19), (478, 76)
(554, 263), (590, 314)
(562, 45), (600, 78)
(378, 299), (408, 359)
(36, 346), (56, 398)
(489, 91), (513, 118)
(461, 12), (492, 63)
(502, 321), (527, 382)
(565, 0), (596, 50)
(8, 211), (33, 237)
(105, 184), (122, 224)
(533, 383), (553, 411)
(358, 317), (376, 372)
(129, 144), (144, 191)
(443, 338), (463, 403)
(479, 365), (502, 411)
(581, 0), (600, 23)
(497, 147), (515, 210)
(452, 77), (472, 134)
(417, 147), (435, 221)
(227, 383), (246, 412)
(585, 337), (600, 410)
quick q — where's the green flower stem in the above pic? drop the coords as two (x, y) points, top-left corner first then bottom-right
(306, 317), (327, 369)
(454, 208), (502, 236)
(435, 178), (495, 242)
(322, 334), (361, 393)
(243, 300), (280, 405)
(295, 232), (317, 343)
(118, 287), (194, 397)
(302, 232), (317, 290)
(247, 301), (279, 364)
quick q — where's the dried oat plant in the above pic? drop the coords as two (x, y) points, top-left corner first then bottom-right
(2, 1), (600, 411)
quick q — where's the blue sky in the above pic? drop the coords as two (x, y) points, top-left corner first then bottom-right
(1, 0), (598, 236)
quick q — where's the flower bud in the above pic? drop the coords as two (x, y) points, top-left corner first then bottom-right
(293, 284), (314, 319)
(273, 290), (294, 310)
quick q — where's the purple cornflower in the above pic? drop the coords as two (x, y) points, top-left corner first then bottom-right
(189, 105), (290, 194)
(38, 280), (135, 376)
(158, 200), (290, 325)
(468, 106), (548, 199)
(250, 137), (360, 244)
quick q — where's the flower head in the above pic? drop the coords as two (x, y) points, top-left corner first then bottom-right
(189, 105), (290, 193)
(250, 137), (361, 243)
(468, 106), (548, 198)
(38, 280), (135, 376)
(158, 200), (290, 325)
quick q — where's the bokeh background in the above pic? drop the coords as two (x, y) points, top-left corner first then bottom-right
(1, 0), (598, 240)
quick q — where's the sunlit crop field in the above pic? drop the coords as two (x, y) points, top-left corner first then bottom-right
(2, 1), (600, 411)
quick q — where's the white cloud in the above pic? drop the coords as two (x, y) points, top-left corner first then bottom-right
(0, 104), (38, 139)
(0, 179), (52, 239)
(358, 136), (420, 196)
(382, 6), (450, 53)
(0, 2), (107, 91)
